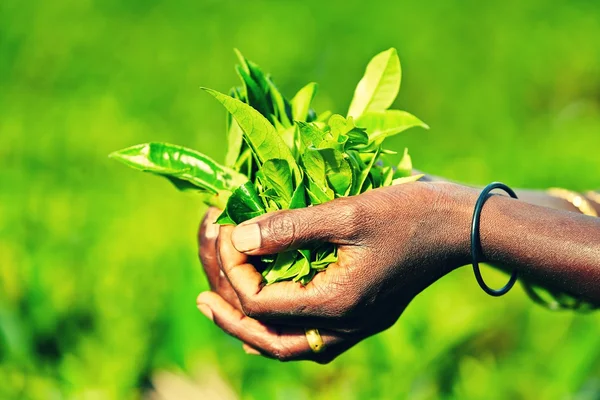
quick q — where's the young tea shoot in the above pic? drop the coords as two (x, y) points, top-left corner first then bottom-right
(110, 48), (429, 284)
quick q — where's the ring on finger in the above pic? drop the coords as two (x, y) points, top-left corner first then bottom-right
(305, 328), (325, 353)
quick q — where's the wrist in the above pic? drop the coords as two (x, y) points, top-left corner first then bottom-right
(427, 182), (478, 271)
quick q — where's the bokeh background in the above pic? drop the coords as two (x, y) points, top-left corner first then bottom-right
(2, 0), (600, 398)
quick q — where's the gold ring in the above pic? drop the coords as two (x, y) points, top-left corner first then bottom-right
(304, 328), (325, 353)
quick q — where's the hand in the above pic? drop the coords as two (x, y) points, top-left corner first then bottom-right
(197, 182), (476, 363)
(197, 207), (242, 313)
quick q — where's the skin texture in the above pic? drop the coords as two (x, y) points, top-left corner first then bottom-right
(196, 181), (600, 363)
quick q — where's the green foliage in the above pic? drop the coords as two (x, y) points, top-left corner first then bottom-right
(347, 48), (402, 118)
(2, 1), (600, 398)
(111, 49), (427, 284)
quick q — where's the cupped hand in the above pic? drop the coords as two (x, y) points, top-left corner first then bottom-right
(197, 207), (242, 310)
(197, 182), (476, 363)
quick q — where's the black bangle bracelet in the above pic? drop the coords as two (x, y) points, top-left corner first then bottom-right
(471, 182), (519, 296)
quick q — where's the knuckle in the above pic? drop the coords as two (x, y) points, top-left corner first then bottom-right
(334, 198), (366, 239)
(266, 212), (298, 249)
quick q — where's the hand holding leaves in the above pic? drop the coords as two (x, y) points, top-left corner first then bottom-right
(196, 182), (475, 362)
(110, 48), (428, 284)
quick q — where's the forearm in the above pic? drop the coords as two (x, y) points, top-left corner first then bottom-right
(479, 195), (600, 303)
(516, 189), (600, 216)
(415, 170), (600, 214)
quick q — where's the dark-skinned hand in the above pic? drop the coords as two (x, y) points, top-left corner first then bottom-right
(197, 182), (476, 363)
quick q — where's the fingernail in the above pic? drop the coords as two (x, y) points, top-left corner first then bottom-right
(232, 224), (261, 252)
(197, 303), (213, 321)
(243, 344), (261, 355)
(205, 221), (220, 239)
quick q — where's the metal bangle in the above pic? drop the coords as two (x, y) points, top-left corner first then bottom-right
(471, 182), (519, 296)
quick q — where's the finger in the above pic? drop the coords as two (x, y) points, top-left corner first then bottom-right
(199, 208), (243, 309)
(218, 226), (356, 323)
(198, 207), (222, 290)
(230, 197), (361, 256)
(197, 291), (353, 363)
(242, 343), (261, 355)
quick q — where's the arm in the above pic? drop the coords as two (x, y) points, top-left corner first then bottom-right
(478, 193), (600, 302)
(416, 169), (600, 215)
(196, 182), (600, 362)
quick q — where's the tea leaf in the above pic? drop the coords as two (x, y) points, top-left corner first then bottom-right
(235, 65), (272, 121)
(109, 142), (248, 194)
(225, 88), (246, 167)
(297, 121), (330, 151)
(259, 159), (293, 208)
(319, 148), (352, 196)
(391, 174), (423, 186)
(266, 76), (292, 127)
(293, 250), (312, 282)
(219, 181), (266, 225)
(289, 185), (307, 209)
(291, 82), (318, 121)
(347, 48), (401, 118)
(202, 88), (301, 182)
(394, 148), (413, 178)
(112, 48), (430, 287)
(350, 146), (381, 195)
(301, 150), (335, 204)
(357, 110), (428, 142)
(263, 251), (299, 283)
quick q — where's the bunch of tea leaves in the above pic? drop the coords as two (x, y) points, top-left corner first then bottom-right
(110, 48), (428, 284)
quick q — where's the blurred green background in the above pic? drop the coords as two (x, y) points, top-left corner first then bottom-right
(1, 0), (600, 398)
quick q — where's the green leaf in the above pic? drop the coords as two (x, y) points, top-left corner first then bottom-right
(349, 146), (381, 195)
(394, 148), (413, 178)
(381, 166), (395, 187)
(109, 142), (248, 194)
(266, 76), (292, 127)
(216, 212), (236, 225)
(391, 174), (424, 186)
(347, 48), (401, 118)
(324, 114), (369, 151)
(279, 123), (296, 155)
(328, 114), (355, 138)
(259, 159), (293, 208)
(234, 50), (271, 109)
(297, 121), (331, 151)
(247, 58), (271, 93)
(316, 110), (332, 122)
(291, 82), (318, 122)
(345, 128), (369, 150)
(219, 182), (266, 225)
(234, 48), (251, 74)
(301, 150), (335, 204)
(305, 185), (331, 205)
(289, 185), (307, 209)
(263, 251), (300, 284)
(319, 148), (352, 196)
(225, 88), (246, 167)
(311, 253), (337, 270)
(356, 110), (428, 142)
(311, 245), (338, 270)
(233, 147), (255, 177)
(202, 88), (301, 182)
(293, 251), (312, 282)
(235, 65), (272, 121)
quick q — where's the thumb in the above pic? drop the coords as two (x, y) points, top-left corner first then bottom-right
(230, 198), (360, 255)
